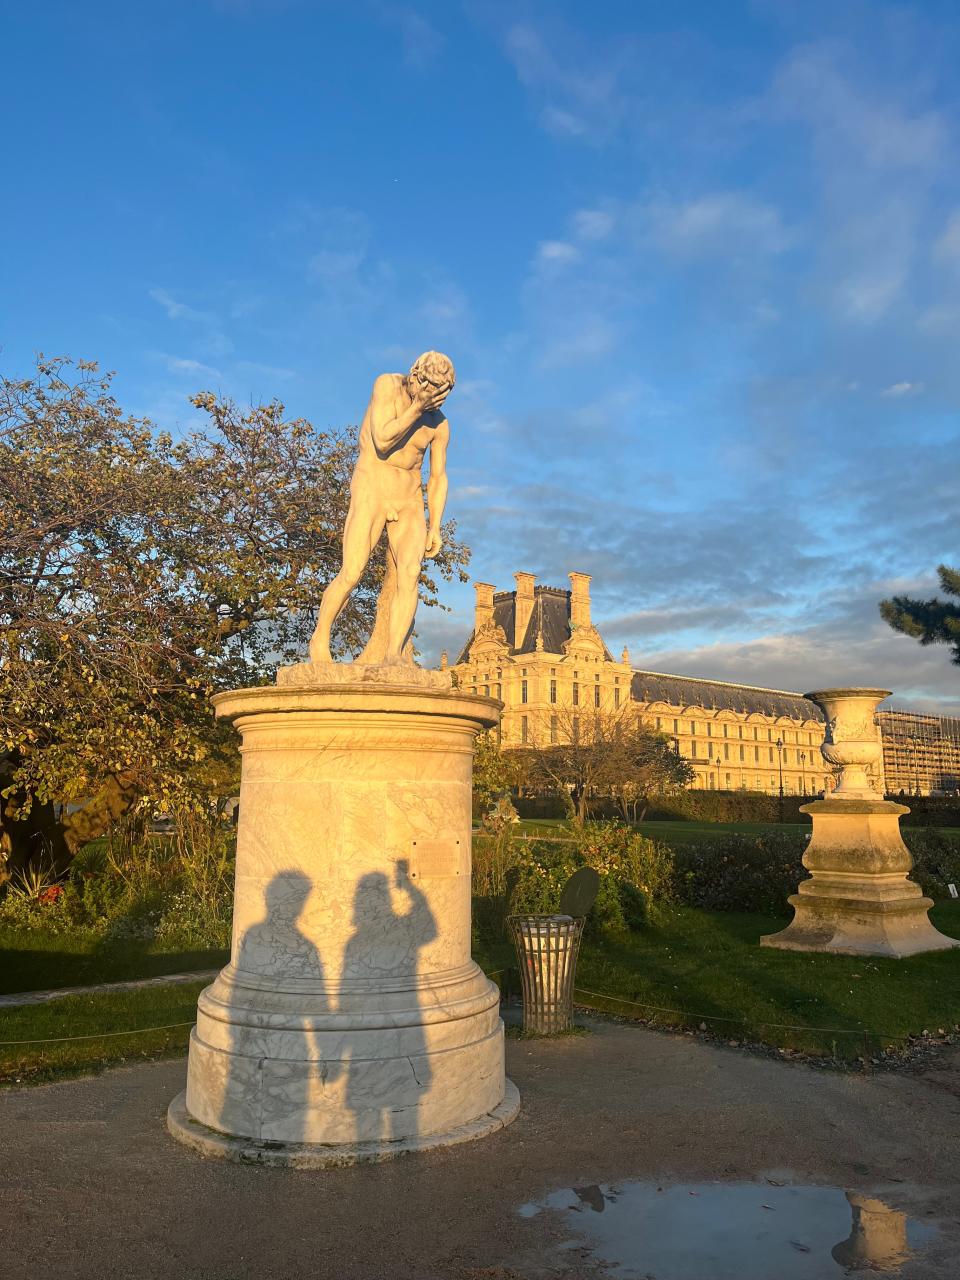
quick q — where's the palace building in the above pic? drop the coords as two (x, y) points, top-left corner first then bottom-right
(447, 570), (873, 797)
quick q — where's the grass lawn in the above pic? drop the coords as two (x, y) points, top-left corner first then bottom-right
(5, 901), (960, 1084)
(572, 901), (960, 1058)
(0, 927), (229, 996)
(0, 981), (206, 1085)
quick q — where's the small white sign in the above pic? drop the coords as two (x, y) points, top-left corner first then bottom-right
(949, 884), (958, 899)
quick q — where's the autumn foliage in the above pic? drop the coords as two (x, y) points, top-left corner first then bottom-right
(0, 357), (469, 875)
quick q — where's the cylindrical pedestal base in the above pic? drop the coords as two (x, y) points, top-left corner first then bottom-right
(762, 800), (959, 957)
(169, 677), (519, 1162)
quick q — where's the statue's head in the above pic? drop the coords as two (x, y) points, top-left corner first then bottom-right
(409, 350), (455, 404)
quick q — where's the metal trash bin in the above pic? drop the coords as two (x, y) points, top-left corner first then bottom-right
(508, 913), (585, 1035)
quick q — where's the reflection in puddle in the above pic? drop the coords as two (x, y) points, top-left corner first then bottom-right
(518, 1180), (935, 1277)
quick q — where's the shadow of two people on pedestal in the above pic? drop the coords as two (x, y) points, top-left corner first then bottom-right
(230, 861), (438, 1146)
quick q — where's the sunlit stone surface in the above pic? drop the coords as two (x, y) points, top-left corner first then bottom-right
(168, 675), (518, 1164)
(762, 688), (959, 957)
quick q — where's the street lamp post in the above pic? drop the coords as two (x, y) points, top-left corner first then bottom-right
(800, 750), (806, 797)
(776, 736), (785, 822)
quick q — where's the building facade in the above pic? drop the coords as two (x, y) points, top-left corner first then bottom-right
(447, 570), (901, 797)
(877, 709), (960, 796)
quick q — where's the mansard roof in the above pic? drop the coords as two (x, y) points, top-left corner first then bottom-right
(631, 670), (824, 722)
(455, 585), (613, 664)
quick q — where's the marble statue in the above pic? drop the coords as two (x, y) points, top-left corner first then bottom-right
(308, 350), (455, 666)
(168, 346), (518, 1166)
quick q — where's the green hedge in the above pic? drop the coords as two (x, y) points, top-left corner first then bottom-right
(662, 827), (960, 915)
(672, 832), (807, 915)
(514, 789), (960, 827)
(478, 824), (960, 928)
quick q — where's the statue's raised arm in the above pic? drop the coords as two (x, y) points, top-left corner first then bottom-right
(307, 350), (456, 667)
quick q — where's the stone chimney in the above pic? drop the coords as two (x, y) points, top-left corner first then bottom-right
(569, 572), (592, 629)
(474, 582), (495, 632)
(514, 572), (536, 647)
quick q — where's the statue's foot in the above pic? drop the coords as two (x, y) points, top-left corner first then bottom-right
(308, 638), (332, 664)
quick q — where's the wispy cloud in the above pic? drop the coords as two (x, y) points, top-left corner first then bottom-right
(149, 288), (233, 357)
(772, 43), (947, 171)
(881, 380), (924, 397)
(643, 191), (794, 258)
(149, 288), (211, 324)
(376, 4), (445, 69)
(165, 356), (222, 379)
(535, 239), (580, 267)
(503, 21), (626, 142)
(572, 209), (614, 241)
(934, 210), (960, 266)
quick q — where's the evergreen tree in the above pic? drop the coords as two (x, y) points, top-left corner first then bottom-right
(880, 565), (960, 667)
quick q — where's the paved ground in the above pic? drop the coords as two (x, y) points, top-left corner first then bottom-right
(3, 1018), (960, 1279)
(0, 970), (220, 1010)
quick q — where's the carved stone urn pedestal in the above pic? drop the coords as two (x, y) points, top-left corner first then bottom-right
(762, 688), (958, 958)
(168, 665), (519, 1166)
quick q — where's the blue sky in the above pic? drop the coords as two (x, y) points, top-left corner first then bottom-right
(3, 0), (959, 710)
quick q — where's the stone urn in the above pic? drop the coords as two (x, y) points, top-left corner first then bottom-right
(762, 684), (958, 956)
(811, 687), (888, 800)
(832, 1193), (910, 1270)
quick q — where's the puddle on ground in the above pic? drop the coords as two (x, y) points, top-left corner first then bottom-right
(518, 1181), (936, 1278)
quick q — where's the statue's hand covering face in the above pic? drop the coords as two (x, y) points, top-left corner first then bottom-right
(410, 350), (456, 405)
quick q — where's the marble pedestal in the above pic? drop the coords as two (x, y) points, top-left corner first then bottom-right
(168, 669), (519, 1165)
(761, 799), (959, 958)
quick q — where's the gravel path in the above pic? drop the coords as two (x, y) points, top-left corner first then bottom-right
(3, 1016), (960, 1277)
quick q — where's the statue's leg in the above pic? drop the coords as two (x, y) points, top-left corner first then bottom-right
(384, 504), (426, 661)
(308, 497), (385, 663)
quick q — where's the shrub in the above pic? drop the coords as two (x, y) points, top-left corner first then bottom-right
(0, 804), (236, 947)
(903, 828), (960, 897)
(478, 822), (675, 942)
(673, 831), (808, 915)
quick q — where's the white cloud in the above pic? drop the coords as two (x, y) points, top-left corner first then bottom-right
(644, 191), (793, 258)
(540, 105), (589, 137)
(881, 381), (924, 397)
(572, 208), (614, 240)
(420, 282), (470, 332)
(835, 269), (908, 322)
(537, 315), (617, 368)
(149, 288), (209, 324)
(536, 239), (580, 265)
(148, 288), (233, 358)
(643, 618), (960, 716)
(307, 248), (368, 282)
(772, 44), (946, 172)
(918, 303), (960, 335)
(766, 43), (951, 328)
(165, 356), (221, 379)
(933, 210), (960, 266)
(379, 5), (445, 70)
(503, 22), (624, 143)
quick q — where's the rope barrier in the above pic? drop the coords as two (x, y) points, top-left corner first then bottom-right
(0, 1022), (194, 1046)
(572, 987), (897, 1039)
(0, 989), (942, 1049)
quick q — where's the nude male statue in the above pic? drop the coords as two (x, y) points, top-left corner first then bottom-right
(308, 351), (455, 665)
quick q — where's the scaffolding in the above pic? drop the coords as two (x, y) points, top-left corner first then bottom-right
(878, 708), (960, 796)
